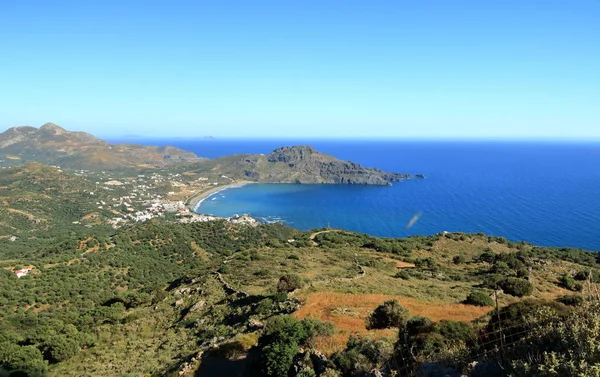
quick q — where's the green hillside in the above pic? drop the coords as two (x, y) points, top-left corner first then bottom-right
(1, 215), (600, 376)
(2, 164), (600, 377)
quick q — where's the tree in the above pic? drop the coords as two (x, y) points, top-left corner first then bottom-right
(0, 342), (48, 377)
(45, 335), (80, 362)
(366, 300), (409, 330)
(260, 341), (298, 377)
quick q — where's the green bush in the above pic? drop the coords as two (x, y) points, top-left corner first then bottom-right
(435, 320), (477, 343)
(272, 292), (288, 302)
(218, 264), (230, 274)
(574, 270), (590, 281)
(463, 291), (494, 307)
(452, 255), (466, 264)
(479, 251), (496, 263)
(332, 336), (394, 376)
(556, 294), (585, 307)
(404, 316), (433, 337)
(559, 273), (576, 290)
(256, 298), (274, 314)
(394, 270), (410, 280)
(491, 261), (512, 275)
(414, 258), (439, 271)
(0, 342), (48, 377)
(509, 302), (600, 376)
(260, 340), (298, 377)
(500, 277), (533, 297)
(366, 300), (409, 330)
(257, 316), (334, 377)
(277, 274), (303, 293)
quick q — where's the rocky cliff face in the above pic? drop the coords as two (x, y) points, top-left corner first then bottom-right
(0, 123), (201, 169)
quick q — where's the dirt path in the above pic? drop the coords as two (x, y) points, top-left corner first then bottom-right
(308, 229), (346, 246)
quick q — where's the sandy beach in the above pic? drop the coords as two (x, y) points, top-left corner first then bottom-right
(187, 180), (255, 212)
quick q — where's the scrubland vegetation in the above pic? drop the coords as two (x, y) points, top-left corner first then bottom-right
(3, 170), (600, 376)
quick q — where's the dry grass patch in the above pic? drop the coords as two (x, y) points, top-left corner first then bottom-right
(191, 241), (211, 261)
(294, 291), (491, 355)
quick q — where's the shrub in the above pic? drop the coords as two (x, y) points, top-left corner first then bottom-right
(435, 320), (477, 343)
(556, 294), (585, 307)
(287, 254), (300, 260)
(366, 300), (409, 330)
(396, 319), (475, 368)
(394, 270), (410, 280)
(559, 273), (576, 290)
(491, 261), (512, 275)
(509, 302), (600, 376)
(332, 336), (394, 376)
(301, 318), (335, 347)
(452, 255), (466, 264)
(574, 270), (589, 281)
(574, 270), (600, 282)
(404, 316), (433, 337)
(257, 316), (334, 377)
(500, 277), (533, 297)
(256, 298), (274, 314)
(260, 340), (298, 377)
(464, 291), (495, 307)
(277, 274), (303, 293)
(414, 258), (439, 271)
(218, 264), (230, 274)
(479, 251), (496, 263)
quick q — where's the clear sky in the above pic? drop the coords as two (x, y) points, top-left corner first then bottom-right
(0, 0), (599, 139)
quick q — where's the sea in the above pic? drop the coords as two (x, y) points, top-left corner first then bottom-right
(111, 138), (600, 251)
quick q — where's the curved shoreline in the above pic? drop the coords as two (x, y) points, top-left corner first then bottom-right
(187, 181), (255, 213)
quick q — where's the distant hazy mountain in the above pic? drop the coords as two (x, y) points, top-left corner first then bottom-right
(0, 123), (201, 169)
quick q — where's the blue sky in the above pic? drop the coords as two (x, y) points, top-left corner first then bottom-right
(0, 0), (599, 139)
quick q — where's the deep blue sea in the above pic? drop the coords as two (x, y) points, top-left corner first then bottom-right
(110, 138), (600, 251)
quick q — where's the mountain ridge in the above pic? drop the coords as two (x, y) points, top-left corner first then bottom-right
(0, 123), (201, 169)
(1, 123), (421, 185)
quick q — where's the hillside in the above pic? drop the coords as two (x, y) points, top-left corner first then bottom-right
(0, 123), (201, 169)
(183, 146), (422, 186)
(1, 155), (597, 377)
(1, 124), (421, 185)
(2, 216), (600, 376)
(0, 163), (121, 257)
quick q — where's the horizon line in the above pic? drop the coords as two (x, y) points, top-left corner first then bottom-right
(101, 135), (600, 143)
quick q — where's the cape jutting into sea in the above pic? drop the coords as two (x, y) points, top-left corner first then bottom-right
(114, 138), (600, 251)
